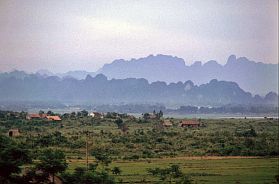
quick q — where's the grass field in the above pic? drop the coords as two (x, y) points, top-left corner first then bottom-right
(67, 157), (279, 183)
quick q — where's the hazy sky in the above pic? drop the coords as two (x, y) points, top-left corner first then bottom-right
(0, 0), (278, 73)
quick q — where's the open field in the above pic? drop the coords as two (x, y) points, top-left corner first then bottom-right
(66, 157), (279, 184)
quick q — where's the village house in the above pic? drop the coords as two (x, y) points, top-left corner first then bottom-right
(162, 120), (173, 127)
(26, 113), (42, 120)
(180, 119), (200, 128)
(89, 112), (104, 119)
(26, 113), (49, 120)
(46, 116), (62, 121)
(7, 128), (20, 137)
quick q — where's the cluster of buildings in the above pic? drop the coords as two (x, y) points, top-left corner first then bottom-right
(26, 113), (61, 121)
(7, 113), (62, 137)
(6, 111), (200, 138)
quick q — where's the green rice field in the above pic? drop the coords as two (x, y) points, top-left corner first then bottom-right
(67, 157), (279, 183)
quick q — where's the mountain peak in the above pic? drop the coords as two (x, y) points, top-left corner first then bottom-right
(236, 57), (253, 64)
(265, 91), (278, 99)
(139, 54), (185, 64)
(204, 60), (219, 67)
(85, 74), (94, 81)
(94, 73), (107, 81)
(227, 54), (237, 64)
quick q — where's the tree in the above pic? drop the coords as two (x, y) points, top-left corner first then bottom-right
(120, 123), (129, 134)
(114, 118), (124, 128)
(88, 163), (98, 172)
(62, 113), (70, 119)
(61, 168), (115, 184)
(178, 175), (192, 184)
(0, 135), (31, 183)
(36, 149), (68, 183)
(81, 110), (89, 117)
(19, 111), (27, 119)
(91, 148), (112, 168)
(77, 112), (82, 117)
(39, 110), (45, 115)
(114, 118), (129, 133)
(153, 110), (156, 115)
(112, 167), (121, 175)
(74, 167), (86, 176)
(246, 127), (257, 137)
(158, 110), (163, 119)
(143, 113), (150, 121)
(47, 111), (54, 115)
(147, 164), (189, 183)
(70, 112), (76, 118)
(169, 164), (183, 178)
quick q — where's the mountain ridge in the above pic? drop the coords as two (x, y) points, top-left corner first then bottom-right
(0, 72), (277, 107)
(1, 54), (277, 95)
(97, 54), (278, 95)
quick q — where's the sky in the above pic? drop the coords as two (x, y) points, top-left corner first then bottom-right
(0, 0), (278, 73)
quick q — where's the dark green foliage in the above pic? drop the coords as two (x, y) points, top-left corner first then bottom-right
(36, 149), (68, 183)
(235, 126), (257, 137)
(114, 118), (129, 133)
(112, 167), (121, 175)
(47, 111), (54, 115)
(0, 135), (31, 183)
(158, 110), (163, 119)
(106, 112), (118, 119)
(123, 154), (140, 160)
(88, 163), (98, 172)
(147, 164), (190, 183)
(177, 175), (192, 184)
(91, 148), (112, 166)
(81, 110), (89, 117)
(142, 110), (163, 122)
(61, 167), (115, 184)
(114, 118), (124, 128)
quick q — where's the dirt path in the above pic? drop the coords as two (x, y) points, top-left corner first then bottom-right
(152, 156), (261, 160)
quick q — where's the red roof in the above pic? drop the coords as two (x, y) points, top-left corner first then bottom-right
(27, 114), (41, 118)
(46, 116), (61, 121)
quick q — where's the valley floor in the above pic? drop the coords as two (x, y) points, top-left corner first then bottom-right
(67, 156), (279, 184)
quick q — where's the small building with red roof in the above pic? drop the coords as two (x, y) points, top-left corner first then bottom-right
(46, 116), (61, 121)
(180, 119), (200, 128)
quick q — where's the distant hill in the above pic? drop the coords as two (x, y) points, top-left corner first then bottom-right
(0, 73), (277, 106)
(0, 70), (30, 79)
(36, 69), (96, 80)
(97, 54), (278, 95)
